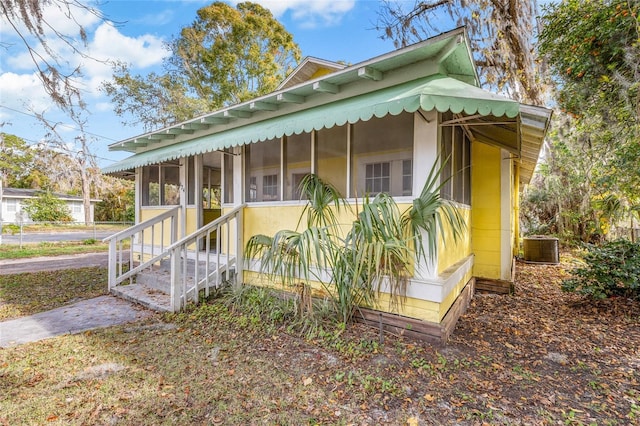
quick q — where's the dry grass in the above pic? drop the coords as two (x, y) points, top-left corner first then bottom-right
(0, 267), (108, 320)
(0, 241), (110, 260)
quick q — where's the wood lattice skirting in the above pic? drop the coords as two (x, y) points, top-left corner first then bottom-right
(354, 278), (476, 344)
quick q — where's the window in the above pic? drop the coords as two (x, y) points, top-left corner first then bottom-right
(223, 150), (234, 204)
(6, 199), (17, 212)
(71, 202), (82, 214)
(202, 166), (221, 209)
(402, 159), (413, 196)
(263, 174), (278, 201)
(316, 126), (348, 197)
(284, 133), (311, 200)
(440, 112), (471, 205)
(352, 112), (413, 197)
(245, 137), (281, 202)
(365, 162), (390, 194)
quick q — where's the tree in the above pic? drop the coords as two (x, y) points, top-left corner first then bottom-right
(32, 93), (98, 225)
(94, 180), (134, 223)
(102, 65), (211, 132)
(22, 190), (73, 222)
(539, 0), (639, 121)
(102, 1), (301, 131)
(0, 133), (34, 242)
(0, 133), (33, 187)
(376, 0), (546, 104)
(0, 0), (105, 111)
(535, 0), (640, 240)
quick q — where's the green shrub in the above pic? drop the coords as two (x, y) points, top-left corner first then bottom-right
(22, 191), (73, 222)
(2, 224), (20, 235)
(561, 239), (640, 299)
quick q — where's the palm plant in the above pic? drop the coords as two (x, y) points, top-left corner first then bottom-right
(245, 157), (466, 324)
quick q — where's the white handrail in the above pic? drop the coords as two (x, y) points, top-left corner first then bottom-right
(105, 204), (245, 312)
(165, 204), (245, 252)
(104, 206), (180, 290)
(103, 206), (180, 244)
(168, 204), (245, 311)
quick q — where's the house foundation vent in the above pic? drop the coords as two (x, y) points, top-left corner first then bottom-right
(523, 236), (559, 264)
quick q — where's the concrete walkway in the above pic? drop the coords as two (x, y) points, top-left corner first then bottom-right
(0, 295), (154, 347)
(0, 252), (151, 348)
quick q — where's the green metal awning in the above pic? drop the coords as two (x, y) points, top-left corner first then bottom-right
(103, 74), (520, 174)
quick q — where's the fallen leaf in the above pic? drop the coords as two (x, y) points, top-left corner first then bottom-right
(407, 416), (419, 426)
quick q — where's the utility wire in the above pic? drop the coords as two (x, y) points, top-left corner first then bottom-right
(9, 135), (122, 163)
(0, 104), (120, 142)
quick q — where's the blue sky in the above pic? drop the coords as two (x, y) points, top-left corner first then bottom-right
(0, 1), (428, 167)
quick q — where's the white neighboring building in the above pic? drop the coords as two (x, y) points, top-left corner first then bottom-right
(0, 188), (98, 223)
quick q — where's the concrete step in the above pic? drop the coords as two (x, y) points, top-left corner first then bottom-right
(111, 283), (173, 312)
(135, 269), (172, 294)
(136, 263), (227, 295)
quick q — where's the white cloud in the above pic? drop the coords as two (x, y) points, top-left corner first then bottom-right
(80, 21), (168, 95)
(94, 102), (115, 113)
(89, 22), (168, 69)
(229, 0), (356, 27)
(0, 1), (101, 38)
(0, 72), (52, 114)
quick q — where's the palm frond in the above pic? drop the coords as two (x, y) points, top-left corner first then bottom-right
(296, 173), (351, 230)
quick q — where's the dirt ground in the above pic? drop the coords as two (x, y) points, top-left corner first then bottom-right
(240, 259), (640, 424)
(1, 256), (639, 425)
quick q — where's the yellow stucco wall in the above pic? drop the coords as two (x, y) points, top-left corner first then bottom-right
(437, 207), (472, 274)
(139, 207), (197, 246)
(245, 266), (472, 324)
(241, 202), (471, 324)
(140, 208), (177, 246)
(317, 157), (348, 196)
(471, 143), (502, 279)
(185, 207), (197, 235)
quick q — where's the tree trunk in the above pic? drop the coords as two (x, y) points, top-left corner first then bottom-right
(81, 163), (91, 225)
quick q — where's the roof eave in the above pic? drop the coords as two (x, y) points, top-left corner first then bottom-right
(108, 27), (475, 154)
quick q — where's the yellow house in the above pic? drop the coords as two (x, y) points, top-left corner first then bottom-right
(103, 28), (551, 343)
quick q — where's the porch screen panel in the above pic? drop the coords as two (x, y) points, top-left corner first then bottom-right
(245, 138), (281, 202)
(223, 151), (234, 204)
(162, 165), (180, 205)
(316, 125), (348, 197)
(187, 157), (195, 205)
(352, 112), (414, 197)
(142, 165), (159, 206)
(440, 113), (453, 200)
(284, 133), (311, 201)
(440, 113), (471, 205)
(141, 164), (180, 206)
(453, 127), (464, 202)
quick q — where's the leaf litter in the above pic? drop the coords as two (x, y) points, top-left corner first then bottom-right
(0, 254), (639, 425)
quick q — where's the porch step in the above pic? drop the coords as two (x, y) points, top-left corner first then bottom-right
(135, 259), (224, 295)
(111, 283), (173, 312)
(136, 269), (172, 294)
